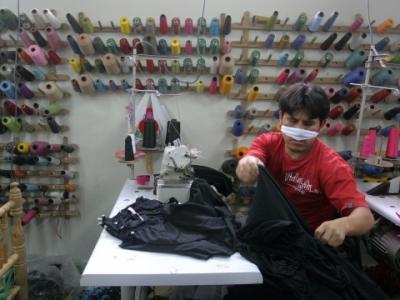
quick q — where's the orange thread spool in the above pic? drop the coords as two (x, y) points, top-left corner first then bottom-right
(234, 147), (249, 160)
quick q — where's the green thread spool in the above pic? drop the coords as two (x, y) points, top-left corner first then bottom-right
(133, 17), (143, 33)
(250, 50), (261, 66)
(293, 13), (307, 31)
(106, 38), (119, 54)
(290, 51), (304, 67)
(20, 119), (35, 133)
(93, 37), (107, 54)
(319, 52), (334, 68)
(0, 9), (18, 30)
(82, 58), (95, 72)
(171, 60), (181, 74)
(95, 58), (106, 73)
(344, 49), (366, 70)
(183, 58), (193, 74)
(278, 34), (290, 49)
(44, 103), (62, 116)
(2, 117), (21, 132)
(265, 11), (278, 31)
(197, 17), (207, 34)
(389, 54), (400, 64)
(197, 38), (207, 55)
(209, 38), (220, 55)
(371, 68), (394, 86)
(247, 68), (260, 84)
(196, 57), (206, 73)
(81, 16), (94, 33)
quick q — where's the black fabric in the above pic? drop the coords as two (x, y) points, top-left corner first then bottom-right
(100, 179), (238, 260)
(226, 166), (387, 300)
(165, 118), (181, 145)
(192, 165), (233, 197)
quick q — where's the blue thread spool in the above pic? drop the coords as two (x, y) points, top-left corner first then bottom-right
(232, 120), (244, 137)
(109, 80), (118, 91)
(322, 11), (339, 32)
(338, 150), (352, 161)
(67, 35), (81, 55)
(291, 34), (306, 50)
(34, 156), (49, 166)
(264, 34), (275, 49)
(344, 49), (366, 70)
(234, 69), (246, 84)
(95, 79), (106, 93)
(380, 125), (394, 137)
(330, 87), (348, 104)
(279, 53), (289, 65)
(31, 66), (46, 81)
(22, 183), (39, 192)
(371, 69), (393, 86)
(273, 109), (280, 119)
(170, 78), (180, 93)
(362, 163), (383, 176)
(18, 83), (34, 99)
(375, 37), (390, 52)
(0, 80), (17, 99)
(121, 80), (132, 91)
(232, 105), (243, 119)
(209, 18), (220, 36)
(158, 39), (169, 55)
(342, 68), (365, 86)
(308, 11), (324, 32)
(157, 78), (168, 93)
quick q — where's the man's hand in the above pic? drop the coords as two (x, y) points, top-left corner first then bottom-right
(236, 155), (264, 184)
(314, 218), (349, 247)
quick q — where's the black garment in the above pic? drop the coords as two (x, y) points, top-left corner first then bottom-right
(100, 179), (238, 260)
(193, 165), (233, 197)
(225, 166), (387, 300)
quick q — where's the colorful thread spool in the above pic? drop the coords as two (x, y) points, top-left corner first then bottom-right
(264, 34), (275, 49)
(308, 11), (324, 32)
(0, 80), (17, 99)
(345, 49), (366, 70)
(31, 27), (47, 47)
(319, 52), (334, 68)
(209, 38), (220, 55)
(286, 68), (306, 84)
(196, 58), (206, 73)
(371, 69), (393, 86)
(344, 87), (362, 102)
(265, 11), (278, 31)
(219, 75), (234, 96)
(329, 106), (344, 119)
(170, 38), (181, 55)
(208, 77), (218, 94)
(386, 127), (399, 158)
(334, 32), (352, 51)
(69, 57), (81, 73)
(348, 33), (368, 51)
(234, 69), (246, 84)
(196, 80), (205, 93)
(67, 35), (81, 55)
(184, 18), (194, 35)
(232, 120), (244, 137)
(28, 45), (48, 66)
(233, 147), (249, 160)
(66, 13), (83, 33)
(232, 105), (243, 119)
(247, 69), (259, 84)
(249, 50), (261, 66)
(349, 14), (364, 32)
(184, 40), (193, 55)
(290, 51), (304, 67)
(293, 13), (307, 31)
(370, 89), (391, 103)
(120, 17), (132, 34)
(103, 54), (121, 74)
(304, 68), (319, 83)
(276, 69), (290, 85)
(93, 37), (107, 54)
(223, 15), (231, 35)
(279, 53), (289, 65)
(330, 87), (348, 104)
(376, 18), (394, 34)
(291, 34), (306, 50)
(81, 15), (94, 33)
(77, 33), (95, 56)
(375, 37), (390, 52)
(209, 18), (220, 36)
(341, 124), (356, 136)
(322, 11), (339, 32)
(342, 68), (365, 86)
(48, 50), (62, 65)
(342, 104), (360, 120)
(40, 81), (64, 100)
(219, 55), (234, 75)
(45, 26), (63, 50)
(247, 86), (259, 101)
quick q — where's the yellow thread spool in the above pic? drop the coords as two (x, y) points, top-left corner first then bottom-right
(196, 80), (205, 93)
(17, 142), (30, 154)
(247, 86), (259, 101)
(170, 38), (181, 55)
(376, 18), (394, 34)
(219, 75), (234, 96)
(120, 17), (132, 34)
(69, 57), (81, 73)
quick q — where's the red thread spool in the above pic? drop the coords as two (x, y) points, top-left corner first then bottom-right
(49, 144), (62, 152)
(136, 60), (144, 73)
(159, 14), (169, 34)
(208, 77), (218, 94)
(135, 79), (144, 90)
(17, 48), (33, 64)
(341, 124), (356, 136)
(370, 89), (391, 103)
(327, 123), (343, 136)
(132, 38), (143, 54)
(171, 17), (180, 34)
(344, 87), (362, 103)
(4, 100), (22, 116)
(275, 69), (290, 85)
(21, 104), (35, 115)
(119, 38), (132, 54)
(158, 60), (167, 73)
(329, 106), (344, 119)
(304, 68), (319, 83)
(47, 50), (62, 65)
(184, 18), (194, 34)
(146, 59), (156, 73)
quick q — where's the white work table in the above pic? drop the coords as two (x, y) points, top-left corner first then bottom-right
(80, 179), (262, 299)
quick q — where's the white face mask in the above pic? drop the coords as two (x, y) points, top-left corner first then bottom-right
(281, 125), (319, 141)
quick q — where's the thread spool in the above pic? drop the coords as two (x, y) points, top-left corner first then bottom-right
(290, 51), (304, 68)
(221, 159), (238, 176)
(196, 58), (206, 73)
(375, 37), (390, 52)
(276, 69), (290, 85)
(279, 53), (289, 65)
(322, 11), (339, 32)
(293, 13), (307, 31)
(183, 58), (193, 74)
(15, 65), (35, 81)
(157, 78), (167, 94)
(264, 33), (275, 49)
(350, 14), (364, 32)
(329, 106), (344, 119)
(145, 17), (156, 34)
(44, 27), (62, 51)
(308, 11), (324, 32)
(16, 143), (30, 154)
(343, 104), (360, 120)
(2, 117), (21, 132)
(77, 34), (95, 56)
(81, 16), (94, 33)
(67, 35), (81, 55)
(106, 38), (120, 54)
(0, 64), (13, 79)
(232, 105), (243, 119)
(170, 78), (180, 93)
(21, 104), (35, 115)
(4, 100), (22, 116)
(343, 68), (365, 86)
(246, 107), (258, 120)
(246, 86), (259, 101)
(48, 50), (61, 65)
(69, 57), (81, 73)
(184, 40), (193, 55)
(19, 29), (35, 48)
(376, 18), (394, 34)
(304, 68), (319, 83)
(247, 69), (260, 84)
(344, 87), (362, 102)
(17, 48), (33, 65)
(28, 45), (48, 66)
(334, 32), (352, 51)
(132, 17), (143, 34)
(196, 80), (205, 93)
(77, 74), (95, 94)
(18, 83), (34, 99)
(40, 81), (64, 100)
(0, 9), (18, 30)
(330, 87), (348, 104)
(209, 18), (220, 36)
(222, 41), (231, 54)
(95, 79), (106, 93)
(345, 49), (366, 70)
(223, 15), (231, 35)
(234, 69), (245, 84)
(384, 107), (400, 120)
(120, 17), (132, 34)
(184, 18), (194, 35)
(171, 17), (181, 34)
(171, 60), (180, 74)
(30, 141), (49, 155)
(119, 38), (132, 55)
(219, 75), (234, 96)
(286, 69), (306, 84)
(66, 13), (83, 33)
(156, 39), (168, 55)
(219, 55), (234, 75)
(319, 52), (334, 68)
(371, 69), (393, 86)
(249, 50), (261, 66)
(197, 17), (207, 34)
(119, 57), (131, 74)
(109, 80), (118, 91)
(157, 15), (168, 34)
(122, 80), (132, 92)
(47, 156), (61, 166)
(370, 89), (391, 103)
(47, 117), (61, 133)
(232, 120), (244, 137)
(208, 77), (218, 94)
(31, 27), (47, 47)
(197, 37), (206, 55)
(341, 124), (356, 136)
(31, 65), (46, 80)
(81, 58), (94, 72)
(291, 34), (306, 50)
(44, 102), (62, 116)
(348, 33), (368, 51)
(386, 127), (399, 158)
(146, 59), (156, 73)
(278, 34), (290, 49)
(320, 33), (337, 50)
(93, 37), (107, 54)
(169, 38), (181, 56)
(31, 8), (46, 29)
(103, 54), (121, 74)
(0, 81), (17, 99)
(210, 56), (219, 75)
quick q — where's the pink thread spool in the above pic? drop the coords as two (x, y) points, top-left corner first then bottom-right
(208, 77), (218, 94)
(30, 141), (50, 155)
(275, 69), (290, 85)
(19, 29), (35, 47)
(45, 26), (63, 50)
(171, 17), (180, 34)
(360, 136), (372, 158)
(222, 41), (231, 54)
(28, 45), (48, 66)
(368, 129), (376, 155)
(286, 69), (306, 84)
(22, 208), (39, 225)
(184, 40), (193, 54)
(386, 127), (399, 158)
(327, 123), (343, 136)
(184, 18), (194, 34)
(136, 175), (150, 185)
(350, 14), (364, 32)
(49, 144), (62, 152)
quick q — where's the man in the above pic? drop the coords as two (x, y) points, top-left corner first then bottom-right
(236, 83), (374, 247)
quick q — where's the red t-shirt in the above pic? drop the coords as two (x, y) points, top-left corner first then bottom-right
(248, 132), (367, 231)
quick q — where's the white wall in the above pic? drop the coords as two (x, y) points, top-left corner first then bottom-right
(2, 0), (399, 261)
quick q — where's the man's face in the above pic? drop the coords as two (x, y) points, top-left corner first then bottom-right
(280, 111), (324, 155)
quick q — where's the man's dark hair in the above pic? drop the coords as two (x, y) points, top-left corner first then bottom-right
(278, 83), (330, 122)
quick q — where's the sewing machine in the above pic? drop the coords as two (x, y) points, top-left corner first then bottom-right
(156, 145), (199, 204)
